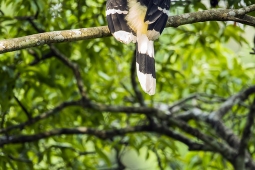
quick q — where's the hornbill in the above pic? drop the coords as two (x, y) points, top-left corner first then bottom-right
(106, 0), (170, 95)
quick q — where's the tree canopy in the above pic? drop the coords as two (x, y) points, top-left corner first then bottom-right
(0, 0), (255, 170)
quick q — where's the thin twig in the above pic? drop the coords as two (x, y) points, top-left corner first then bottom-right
(168, 93), (197, 112)
(46, 144), (96, 156)
(0, 100), (81, 134)
(153, 148), (163, 170)
(29, 50), (54, 65)
(211, 86), (255, 119)
(49, 45), (88, 99)
(14, 95), (32, 120)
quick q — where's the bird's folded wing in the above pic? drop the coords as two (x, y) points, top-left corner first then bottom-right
(106, 0), (136, 44)
(144, 0), (170, 40)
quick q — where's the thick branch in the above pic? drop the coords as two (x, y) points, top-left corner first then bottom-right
(46, 145), (96, 156)
(0, 124), (213, 154)
(0, 26), (110, 54)
(174, 86), (255, 168)
(1, 86), (255, 166)
(0, 125), (153, 147)
(167, 4), (255, 27)
(0, 4), (255, 54)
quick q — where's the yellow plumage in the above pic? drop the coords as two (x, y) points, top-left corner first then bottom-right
(126, 0), (148, 34)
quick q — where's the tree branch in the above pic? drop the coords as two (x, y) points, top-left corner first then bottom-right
(7, 155), (33, 164)
(0, 4), (255, 54)
(167, 5), (255, 27)
(176, 110), (255, 169)
(166, 116), (237, 162)
(29, 50), (54, 65)
(0, 123), (215, 154)
(0, 125), (150, 147)
(14, 95), (32, 120)
(114, 145), (125, 170)
(210, 86), (255, 119)
(236, 97), (255, 169)
(168, 93), (197, 113)
(46, 144), (96, 156)
(49, 45), (88, 99)
(1, 86), (255, 166)
(174, 86), (255, 168)
(0, 100), (81, 134)
(153, 148), (163, 170)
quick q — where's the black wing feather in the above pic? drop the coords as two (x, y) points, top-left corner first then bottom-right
(106, 0), (133, 34)
(144, 0), (171, 34)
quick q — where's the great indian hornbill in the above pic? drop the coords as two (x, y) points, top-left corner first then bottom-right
(106, 0), (171, 95)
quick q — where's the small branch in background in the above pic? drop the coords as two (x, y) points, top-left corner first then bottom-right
(0, 111), (8, 129)
(171, 0), (191, 2)
(236, 97), (255, 169)
(29, 50), (54, 65)
(8, 155), (32, 164)
(250, 48), (255, 55)
(154, 121), (217, 152)
(0, 125), (150, 147)
(0, 98), (159, 135)
(153, 148), (163, 170)
(120, 82), (136, 102)
(27, 18), (44, 33)
(32, 0), (40, 19)
(15, 0), (43, 33)
(167, 93), (226, 115)
(0, 100), (81, 134)
(14, 95), (32, 120)
(168, 93), (197, 113)
(16, 16), (44, 33)
(49, 45), (88, 100)
(0, 10), (4, 16)
(47, 144), (96, 156)
(114, 146), (125, 170)
(197, 93), (226, 103)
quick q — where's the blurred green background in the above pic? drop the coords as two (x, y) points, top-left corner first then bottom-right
(0, 0), (255, 169)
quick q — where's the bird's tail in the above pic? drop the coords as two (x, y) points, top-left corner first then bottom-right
(136, 34), (156, 95)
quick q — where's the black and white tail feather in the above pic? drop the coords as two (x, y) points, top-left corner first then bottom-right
(106, 0), (170, 95)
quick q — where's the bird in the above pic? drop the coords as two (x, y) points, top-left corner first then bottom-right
(210, 0), (219, 8)
(106, 0), (171, 95)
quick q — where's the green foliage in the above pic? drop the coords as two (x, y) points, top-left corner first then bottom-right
(0, 0), (255, 170)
